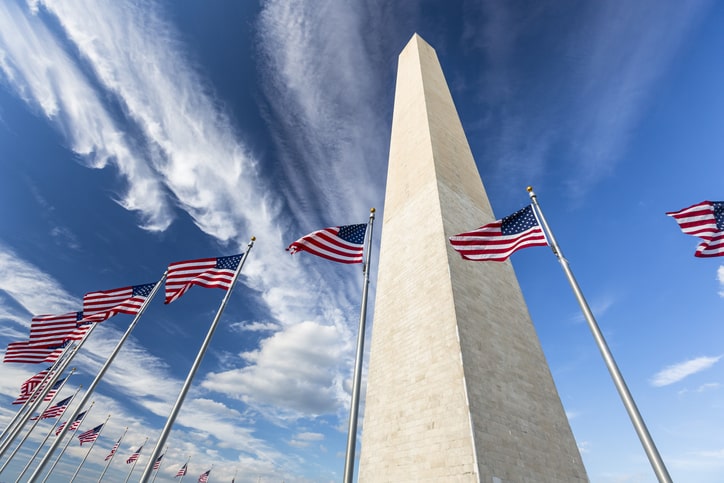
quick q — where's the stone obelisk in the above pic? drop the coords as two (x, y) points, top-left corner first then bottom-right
(358, 34), (587, 482)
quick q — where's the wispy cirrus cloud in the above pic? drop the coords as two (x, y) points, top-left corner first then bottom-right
(1, 0), (369, 425)
(0, 0), (173, 231)
(717, 266), (724, 297)
(465, 0), (711, 198)
(651, 355), (722, 387)
(0, 243), (78, 317)
(256, 0), (387, 226)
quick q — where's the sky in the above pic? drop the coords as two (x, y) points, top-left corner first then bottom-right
(0, 0), (723, 482)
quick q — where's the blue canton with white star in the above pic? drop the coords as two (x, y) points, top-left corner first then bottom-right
(133, 283), (156, 297)
(216, 254), (242, 270)
(713, 201), (724, 231)
(501, 205), (539, 235)
(337, 224), (367, 244)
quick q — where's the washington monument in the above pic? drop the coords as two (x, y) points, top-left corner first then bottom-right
(358, 34), (588, 482)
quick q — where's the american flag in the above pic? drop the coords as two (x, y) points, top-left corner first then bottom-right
(105, 437), (122, 461)
(287, 224), (367, 264)
(449, 205), (548, 262)
(29, 312), (82, 346)
(34, 395), (71, 419)
(667, 201), (724, 257)
(175, 463), (188, 477)
(3, 341), (54, 363)
(198, 469), (211, 483)
(78, 424), (103, 445)
(153, 453), (164, 470)
(165, 254), (243, 304)
(13, 368), (51, 404)
(126, 445), (143, 464)
(43, 342), (70, 364)
(83, 283), (156, 322)
(66, 320), (93, 341)
(56, 410), (87, 435)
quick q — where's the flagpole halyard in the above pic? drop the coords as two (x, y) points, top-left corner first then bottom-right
(343, 208), (375, 483)
(139, 239), (256, 483)
(527, 186), (672, 483)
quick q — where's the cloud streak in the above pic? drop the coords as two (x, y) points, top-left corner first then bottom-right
(651, 355), (722, 387)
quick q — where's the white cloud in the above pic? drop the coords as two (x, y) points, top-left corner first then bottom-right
(0, 243), (78, 318)
(0, 0), (371, 432)
(717, 266), (724, 297)
(651, 355), (722, 387)
(201, 321), (349, 419)
(0, 0), (173, 231)
(256, 0), (385, 224)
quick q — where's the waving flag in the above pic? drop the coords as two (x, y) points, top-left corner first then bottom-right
(33, 395), (71, 419)
(105, 437), (122, 461)
(667, 201), (724, 257)
(66, 320), (93, 341)
(13, 368), (51, 404)
(287, 224), (367, 263)
(29, 312), (83, 346)
(175, 463), (188, 477)
(165, 254), (242, 304)
(127, 445), (144, 464)
(198, 469), (211, 483)
(4, 341), (54, 363)
(43, 342), (70, 364)
(449, 205), (548, 262)
(56, 410), (86, 435)
(153, 453), (164, 470)
(83, 283), (156, 322)
(78, 424), (103, 445)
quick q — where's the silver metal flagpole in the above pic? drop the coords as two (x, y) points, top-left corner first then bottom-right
(527, 187), (672, 483)
(13, 384), (83, 483)
(150, 445), (167, 483)
(139, 239), (256, 483)
(0, 364), (57, 447)
(97, 426), (127, 483)
(40, 400), (95, 483)
(177, 457), (190, 483)
(69, 413), (110, 482)
(343, 208), (375, 483)
(0, 332), (90, 459)
(0, 368), (76, 476)
(27, 273), (166, 483)
(123, 436), (148, 483)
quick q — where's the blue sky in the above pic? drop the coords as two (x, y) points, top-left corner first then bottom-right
(0, 0), (723, 482)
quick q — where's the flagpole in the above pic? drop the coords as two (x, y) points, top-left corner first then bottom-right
(40, 401), (94, 483)
(27, 273), (166, 483)
(0, 365), (56, 447)
(123, 436), (148, 483)
(12, 384), (82, 483)
(69, 414), (110, 482)
(0, 369), (76, 476)
(343, 208), (375, 483)
(527, 187), (672, 483)
(177, 456), (190, 483)
(139, 239), (256, 483)
(0, 332), (90, 459)
(97, 426), (127, 483)
(150, 445), (167, 483)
